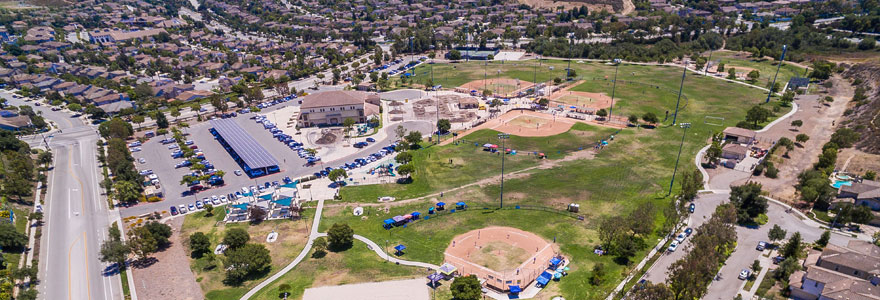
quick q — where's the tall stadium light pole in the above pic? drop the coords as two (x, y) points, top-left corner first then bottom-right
(566, 34), (573, 80)
(498, 133), (510, 209)
(766, 44), (787, 103)
(668, 122), (691, 196)
(608, 59), (620, 122)
(533, 55), (539, 95)
(703, 49), (714, 76)
(465, 26), (469, 62)
(409, 36), (414, 67)
(671, 62), (688, 125)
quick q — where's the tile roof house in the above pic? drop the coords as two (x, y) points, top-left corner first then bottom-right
(789, 240), (880, 300)
(836, 180), (880, 225)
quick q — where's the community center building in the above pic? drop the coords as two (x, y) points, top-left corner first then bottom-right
(298, 90), (379, 127)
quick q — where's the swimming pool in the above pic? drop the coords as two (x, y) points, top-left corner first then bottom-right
(836, 174), (852, 180)
(832, 180), (853, 189)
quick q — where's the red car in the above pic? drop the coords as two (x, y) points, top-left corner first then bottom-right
(189, 145), (198, 149)
(189, 185), (204, 192)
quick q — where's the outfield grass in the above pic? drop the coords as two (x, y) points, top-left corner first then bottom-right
(340, 123), (617, 203)
(181, 208), (313, 300)
(712, 50), (807, 89)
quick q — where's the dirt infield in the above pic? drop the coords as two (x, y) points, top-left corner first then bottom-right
(444, 226), (557, 291)
(458, 78), (534, 97)
(547, 80), (613, 111)
(439, 110), (625, 146)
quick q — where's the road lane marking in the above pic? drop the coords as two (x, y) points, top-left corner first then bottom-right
(67, 146), (92, 300)
(83, 231), (92, 300)
(67, 233), (81, 300)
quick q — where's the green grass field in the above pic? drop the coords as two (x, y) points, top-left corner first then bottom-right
(250, 60), (791, 299)
(712, 50), (807, 89)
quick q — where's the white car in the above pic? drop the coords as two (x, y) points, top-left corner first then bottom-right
(211, 195), (220, 205)
(675, 233), (686, 243)
(234, 170), (242, 176)
(167, 144), (178, 149)
(130, 147), (142, 152)
(667, 241), (679, 252)
(138, 158), (146, 164)
(148, 174), (158, 180)
(738, 269), (751, 280)
(178, 204), (187, 213)
(219, 195), (228, 203)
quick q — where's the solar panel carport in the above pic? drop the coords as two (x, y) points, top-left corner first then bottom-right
(209, 119), (280, 177)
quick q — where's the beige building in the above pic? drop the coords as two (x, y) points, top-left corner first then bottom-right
(789, 240), (880, 300)
(298, 91), (379, 127)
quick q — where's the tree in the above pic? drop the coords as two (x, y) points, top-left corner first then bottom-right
(37, 150), (53, 167)
(780, 91), (795, 106)
(625, 114), (638, 127)
(858, 37), (876, 50)
(706, 140), (722, 165)
(189, 232), (211, 258)
(781, 231), (803, 259)
(279, 283), (292, 299)
(210, 94), (228, 113)
(589, 263), (606, 285)
(596, 108), (608, 119)
(747, 70), (760, 83)
(768, 224), (787, 245)
(98, 117), (134, 139)
(816, 230), (830, 249)
(795, 134), (810, 145)
(394, 125), (407, 141)
(448, 49), (462, 60)
(223, 228), (250, 249)
(629, 282), (673, 300)
(437, 119), (451, 134)
(865, 170), (876, 181)
(775, 257), (801, 280)
(204, 203), (214, 217)
(248, 206), (267, 224)
(128, 226), (158, 260)
(830, 128), (860, 148)
(790, 119), (803, 130)
(450, 275), (481, 300)
(67, 103), (82, 112)
(679, 169), (703, 202)
(395, 152), (413, 164)
(342, 118), (356, 137)
(143, 221), (172, 247)
(327, 223), (354, 250)
(99, 239), (130, 268)
(729, 182), (768, 224)
(397, 163), (415, 179)
(155, 111), (169, 129)
(312, 237), (328, 258)
(224, 243), (272, 285)
(113, 180), (141, 204)
(328, 168), (347, 185)
(642, 112), (659, 124)
(728, 68), (737, 79)
(404, 130), (423, 148)
(745, 105), (771, 128)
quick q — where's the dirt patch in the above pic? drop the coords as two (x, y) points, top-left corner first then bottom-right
(315, 129), (341, 144)
(470, 241), (531, 271)
(458, 78), (534, 98)
(516, 0), (619, 13)
(547, 81), (614, 111)
(132, 217), (203, 300)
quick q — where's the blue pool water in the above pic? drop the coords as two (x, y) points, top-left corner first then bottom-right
(832, 180), (853, 189)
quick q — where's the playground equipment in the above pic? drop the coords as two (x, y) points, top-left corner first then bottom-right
(369, 163), (396, 177)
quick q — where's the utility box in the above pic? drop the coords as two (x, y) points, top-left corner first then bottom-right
(568, 203), (580, 213)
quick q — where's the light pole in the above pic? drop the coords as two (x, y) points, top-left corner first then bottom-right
(566, 34), (573, 80)
(671, 62), (687, 125)
(668, 122), (691, 196)
(609, 59), (620, 122)
(498, 133), (509, 209)
(766, 44), (787, 103)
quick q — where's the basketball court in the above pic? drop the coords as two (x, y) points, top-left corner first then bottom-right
(443, 226), (557, 291)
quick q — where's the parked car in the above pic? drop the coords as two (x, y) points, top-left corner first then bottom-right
(738, 269), (751, 280)
(195, 201), (204, 209)
(170, 206), (178, 216)
(188, 203), (196, 211)
(138, 158), (146, 164)
(219, 195), (228, 203)
(675, 233), (686, 243)
(366, 137), (375, 142)
(684, 227), (693, 236)
(667, 241), (678, 252)
(756, 241), (767, 251)
(688, 203), (695, 213)
(234, 170), (242, 176)
(178, 204), (187, 214)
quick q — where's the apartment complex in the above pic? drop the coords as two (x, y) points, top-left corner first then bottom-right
(789, 240), (880, 300)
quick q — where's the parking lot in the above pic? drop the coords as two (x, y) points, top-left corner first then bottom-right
(121, 99), (434, 217)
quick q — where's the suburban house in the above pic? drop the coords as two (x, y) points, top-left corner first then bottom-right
(836, 180), (880, 225)
(789, 240), (880, 300)
(298, 90), (379, 127)
(0, 114), (32, 131)
(723, 127), (757, 144)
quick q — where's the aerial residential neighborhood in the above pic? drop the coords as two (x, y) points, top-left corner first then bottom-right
(0, 0), (878, 299)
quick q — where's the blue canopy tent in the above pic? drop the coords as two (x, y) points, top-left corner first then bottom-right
(258, 194), (273, 200)
(427, 273), (444, 288)
(508, 285), (522, 294)
(411, 212), (421, 220)
(428, 207), (435, 214)
(272, 197), (292, 207)
(394, 244), (406, 256)
(456, 201), (467, 210)
(550, 257), (562, 266)
(436, 202), (446, 211)
(383, 218), (395, 229)
(536, 271), (553, 287)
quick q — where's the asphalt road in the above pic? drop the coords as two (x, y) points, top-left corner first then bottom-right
(0, 90), (122, 300)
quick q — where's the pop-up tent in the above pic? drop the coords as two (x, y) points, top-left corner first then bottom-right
(536, 271), (553, 286)
(509, 285), (522, 294)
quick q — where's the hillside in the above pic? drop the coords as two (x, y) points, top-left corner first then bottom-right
(841, 63), (880, 154)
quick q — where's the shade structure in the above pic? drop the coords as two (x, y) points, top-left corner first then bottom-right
(550, 257), (562, 266)
(392, 215), (406, 222)
(456, 202), (466, 206)
(483, 143), (494, 148)
(403, 214), (413, 219)
(436, 202), (446, 206)
(411, 212), (421, 217)
(383, 219), (394, 225)
(554, 272), (562, 279)
(394, 244), (406, 251)
(509, 285), (522, 293)
(231, 203), (249, 210)
(258, 194), (273, 200)
(439, 263), (457, 275)
(272, 197), (292, 207)
(536, 271), (553, 285)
